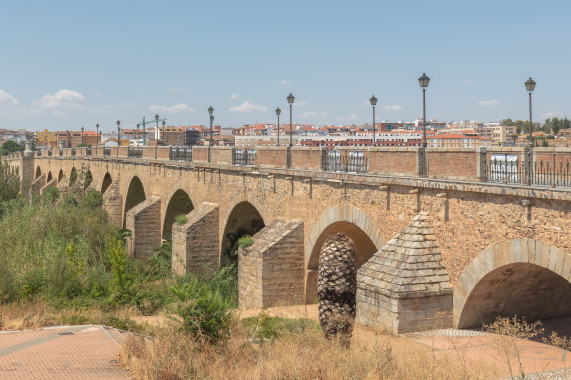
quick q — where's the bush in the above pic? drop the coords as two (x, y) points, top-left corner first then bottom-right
(170, 278), (233, 344)
(108, 237), (134, 304)
(238, 235), (254, 249)
(20, 268), (45, 299)
(174, 214), (187, 225)
(41, 187), (60, 204)
(80, 189), (103, 209)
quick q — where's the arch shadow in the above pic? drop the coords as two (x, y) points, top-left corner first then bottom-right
(454, 239), (571, 329)
(58, 169), (64, 183)
(101, 173), (112, 195)
(162, 188), (194, 240)
(221, 199), (266, 261)
(35, 166), (42, 179)
(123, 176), (146, 228)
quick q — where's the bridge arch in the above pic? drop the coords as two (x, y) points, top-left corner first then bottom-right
(221, 196), (267, 260)
(101, 172), (112, 194)
(47, 171), (53, 182)
(58, 169), (64, 183)
(454, 239), (571, 329)
(123, 176), (146, 228)
(35, 166), (42, 179)
(304, 204), (385, 303)
(162, 188), (194, 240)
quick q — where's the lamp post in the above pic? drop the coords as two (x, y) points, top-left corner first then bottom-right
(287, 93), (294, 147)
(96, 123), (99, 146)
(369, 95), (377, 146)
(81, 126), (84, 146)
(155, 114), (159, 145)
(525, 77), (536, 185)
(418, 73), (430, 176)
(208, 106), (214, 147)
(275, 107), (281, 146)
(116, 120), (121, 156)
(44, 136), (47, 150)
(136, 123), (140, 142)
(162, 121), (166, 146)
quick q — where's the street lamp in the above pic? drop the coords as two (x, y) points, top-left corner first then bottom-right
(155, 114), (159, 144)
(418, 73), (430, 176)
(162, 121), (166, 146)
(275, 107), (281, 147)
(525, 77), (536, 147)
(116, 120), (121, 156)
(287, 93), (294, 147)
(369, 95), (377, 146)
(208, 106), (214, 147)
(136, 123), (140, 142)
(81, 126), (84, 146)
(96, 123), (99, 146)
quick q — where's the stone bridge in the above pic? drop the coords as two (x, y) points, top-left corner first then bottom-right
(4, 145), (571, 333)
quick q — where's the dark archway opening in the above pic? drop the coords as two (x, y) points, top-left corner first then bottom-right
(123, 176), (146, 228)
(47, 172), (53, 182)
(83, 170), (93, 190)
(221, 201), (265, 263)
(101, 173), (112, 195)
(58, 169), (64, 183)
(162, 189), (194, 240)
(35, 166), (42, 179)
(69, 167), (77, 187)
(306, 221), (377, 304)
(458, 263), (571, 329)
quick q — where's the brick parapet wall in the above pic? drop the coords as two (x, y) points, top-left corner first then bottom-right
(369, 148), (418, 176)
(192, 147), (208, 163)
(291, 148), (323, 170)
(256, 147), (288, 167)
(239, 218), (305, 309)
(210, 147), (233, 164)
(426, 150), (479, 181)
(172, 202), (219, 276)
(126, 196), (161, 259)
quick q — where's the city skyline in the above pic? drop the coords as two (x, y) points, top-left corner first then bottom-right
(1, 1), (569, 131)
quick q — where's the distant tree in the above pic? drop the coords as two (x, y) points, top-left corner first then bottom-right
(1, 140), (23, 154)
(541, 139), (549, 147)
(502, 118), (515, 126)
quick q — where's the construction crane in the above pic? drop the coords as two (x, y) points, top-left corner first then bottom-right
(139, 114), (167, 146)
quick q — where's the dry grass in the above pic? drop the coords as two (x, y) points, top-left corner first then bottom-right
(119, 317), (496, 380)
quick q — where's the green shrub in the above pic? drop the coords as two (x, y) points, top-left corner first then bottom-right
(41, 187), (60, 204)
(108, 237), (134, 304)
(238, 235), (254, 249)
(174, 214), (187, 225)
(135, 286), (169, 316)
(242, 313), (321, 341)
(20, 268), (45, 299)
(170, 278), (233, 344)
(80, 189), (103, 209)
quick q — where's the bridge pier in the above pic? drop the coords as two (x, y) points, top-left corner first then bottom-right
(40, 178), (57, 195)
(238, 218), (305, 309)
(31, 174), (46, 196)
(125, 196), (162, 259)
(102, 180), (122, 227)
(172, 202), (220, 275)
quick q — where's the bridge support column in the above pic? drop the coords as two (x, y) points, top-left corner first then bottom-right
(238, 218), (305, 309)
(356, 213), (452, 334)
(31, 174), (46, 196)
(102, 180), (122, 227)
(125, 196), (162, 259)
(172, 202), (219, 276)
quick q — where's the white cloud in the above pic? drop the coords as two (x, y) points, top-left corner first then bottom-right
(35, 89), (85, 110)
(149, 103), (195, 113)
(122, 102), (134, 108)
(229, 101), (267, 112)
(167, 87), (189, 92)
(542, 110), (566, 119)
(93, 91), (102, 96)
(0, 89), (18, 105)
(274, 79), (293, 85)
(299, 111), (328, 119)
(382, 105), (403, 111)
(231, 94), (239, 100)
(478, 100), (500, 106)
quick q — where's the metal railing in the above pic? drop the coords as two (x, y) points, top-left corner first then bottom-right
(103, 147), (111, 156)
(36, 150), (42, 157)
(169, 147), (192, 162)
(59, 149), (63, 157)
(486, 154), (570, 188)
(128, 147), (143, 158)
(233, 148), (257, 166)
(71, 148), (76, 156)
(322, 150), (368, 173)
(47, 150), (52, 157)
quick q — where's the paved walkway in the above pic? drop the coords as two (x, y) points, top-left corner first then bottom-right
(0, 325), (131, 379)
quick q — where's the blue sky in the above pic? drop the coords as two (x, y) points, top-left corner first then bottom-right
(0, 0), (569, 132)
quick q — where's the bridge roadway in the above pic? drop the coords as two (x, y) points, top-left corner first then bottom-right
(5, 145), (571, 332)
